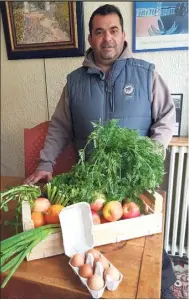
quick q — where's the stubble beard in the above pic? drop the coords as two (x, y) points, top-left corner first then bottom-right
(100, 47), (117, 61)
(99, 41), (124, 62)
(94, 41), (124, 66)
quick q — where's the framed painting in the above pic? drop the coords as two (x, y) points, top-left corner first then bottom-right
(0, 1), (85, 60)
(171, 94), (183, 137)
(133, 1), (188, 52)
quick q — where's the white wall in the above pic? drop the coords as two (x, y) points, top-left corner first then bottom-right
(1, 2), (188, 177)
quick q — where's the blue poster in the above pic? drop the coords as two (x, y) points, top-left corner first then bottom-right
(133, 1), (188, 52)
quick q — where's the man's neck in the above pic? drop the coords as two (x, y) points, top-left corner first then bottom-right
(96, 62), (112, 74)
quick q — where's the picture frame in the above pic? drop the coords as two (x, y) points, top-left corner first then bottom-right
(171, 94), (183, 137)
(133, 1), (188, 52)
(0, 1), (85, 60)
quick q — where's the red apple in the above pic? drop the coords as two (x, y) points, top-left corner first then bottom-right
(91, 210), (101, 224)
(100, 215), (110, 224)
(122, 201), (141, 219)
(90, 193), (106, 212)
(102, 201), (123, 222)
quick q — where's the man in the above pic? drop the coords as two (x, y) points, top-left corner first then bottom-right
(25, 4), (176, 298)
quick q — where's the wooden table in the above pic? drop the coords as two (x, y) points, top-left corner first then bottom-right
(1, 176), (165, 299)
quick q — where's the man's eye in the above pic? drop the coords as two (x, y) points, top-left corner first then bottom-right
(96, 30), (103, 35)
(111, 29), (118, 35)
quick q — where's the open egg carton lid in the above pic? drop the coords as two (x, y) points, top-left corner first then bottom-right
(59, 202), (123, 298)
(59, 202), (94, 257)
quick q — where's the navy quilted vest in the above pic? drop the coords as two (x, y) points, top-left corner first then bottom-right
(67, 58), (154, 151)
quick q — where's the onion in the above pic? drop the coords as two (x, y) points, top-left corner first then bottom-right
(32, 197), (51, 213)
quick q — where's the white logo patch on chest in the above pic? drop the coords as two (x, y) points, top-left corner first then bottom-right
(124, 85), (134, 95)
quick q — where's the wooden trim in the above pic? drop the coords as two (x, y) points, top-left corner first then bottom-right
(169, 137), (188, 147)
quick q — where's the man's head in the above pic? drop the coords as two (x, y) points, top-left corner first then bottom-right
(88, 4), (125, 69)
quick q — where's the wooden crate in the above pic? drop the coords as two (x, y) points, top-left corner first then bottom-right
(22, 191), (163, 261)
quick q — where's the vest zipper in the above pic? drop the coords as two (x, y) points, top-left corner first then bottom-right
(105, 67), (115, 119)
(105, 80), (114, 115)
(104, 82), (107, 123)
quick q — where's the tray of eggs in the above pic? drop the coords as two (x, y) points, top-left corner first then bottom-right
(70, 248), (123, 298)
(59, 202), (123, 299)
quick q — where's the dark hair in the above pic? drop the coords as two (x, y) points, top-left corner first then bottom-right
(89, 4), (124, 36)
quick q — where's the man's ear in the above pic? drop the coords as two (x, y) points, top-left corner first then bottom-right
(88, 34), (92, 47)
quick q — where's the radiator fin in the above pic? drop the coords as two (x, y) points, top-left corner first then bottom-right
(164, 145), (188, 258)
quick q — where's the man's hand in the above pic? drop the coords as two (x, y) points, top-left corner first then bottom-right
(24, 171), (52, 185)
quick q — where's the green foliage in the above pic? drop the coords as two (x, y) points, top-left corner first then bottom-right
(55, 2), (70, 36)
(0, 224), (60, 288)
(50, 120), (165, 205)
(0, 185), (41, 233)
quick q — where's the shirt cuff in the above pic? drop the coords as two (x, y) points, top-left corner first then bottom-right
(36, 162), (53, 173)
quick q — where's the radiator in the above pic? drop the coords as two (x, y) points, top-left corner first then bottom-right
(164, 143), (188, 258)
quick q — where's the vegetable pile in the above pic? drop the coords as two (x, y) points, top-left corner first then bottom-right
(0, 224), (60, 288)
(31, 199), (64, 227)
(47, 119), (164, 205)
(0, 120), (165, 288)
(1, 120), (164, 214)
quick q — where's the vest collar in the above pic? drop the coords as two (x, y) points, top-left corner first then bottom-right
(87, 67), (105, 80)
(86, 58), (126, 82)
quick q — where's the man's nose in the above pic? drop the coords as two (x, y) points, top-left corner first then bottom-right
(103, 31), (112, 42)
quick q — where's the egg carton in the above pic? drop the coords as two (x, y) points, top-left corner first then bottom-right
(59, 202), (123, 299)
(69, 251), (123, 299)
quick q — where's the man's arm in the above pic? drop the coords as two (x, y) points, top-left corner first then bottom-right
(150, 71), (176, 148)
(36, 84), (73, 172)
(24, 84), (73, 184)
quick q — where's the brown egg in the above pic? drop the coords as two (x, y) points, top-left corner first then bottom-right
(70, 253), (85, 267)
(87, 274), (104, 291)
(86, 248), (100, 261)
(78, 264), (93, 278)
(104, 266), (120, 281)
(95, 257), (109, 270)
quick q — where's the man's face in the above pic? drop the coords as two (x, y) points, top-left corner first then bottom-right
(88, 13), (125, 66)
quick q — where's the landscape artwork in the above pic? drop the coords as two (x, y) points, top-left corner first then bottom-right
(11, 1), (71, 45)
(133, 1), (188, 52)
(1, 1), (85, 59)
